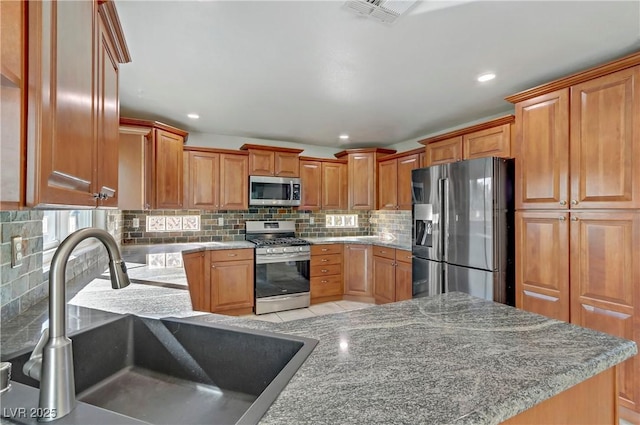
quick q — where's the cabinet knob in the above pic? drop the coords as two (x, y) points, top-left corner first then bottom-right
(211, 265), (216, 268)
(559, 216), (566, 221)
(559, 200), (567, 206)
(571, 200), (578, 205)
(571, 216), (579, 221)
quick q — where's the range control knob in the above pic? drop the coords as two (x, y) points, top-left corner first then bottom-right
(266, 248), (273, 254)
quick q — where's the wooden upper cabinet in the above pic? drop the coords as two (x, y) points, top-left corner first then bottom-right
(299, 160), (322, 210)
(515, 211), (570, 321)
(425, 137), (462, 166)
(24, 1), (130, 208)
(321, 161), (347, 210)
(515, 89), (570, 210)
(242, 144), (303, 177)
(336, 148), (395, 210)
(420, 116), (515, 168)
(377, 152), (420, 210)
(0, 0), (26, 209)
(184, 150), (219, 209)
(570, 66), (640, 209)
(219, 153), (248, 210)
(154, 129), (184, 209)
(569, 211), (639, 411)
(95, 15), (120, 207)
(463, 123), (511, 160)
(378, 158), (398, 210)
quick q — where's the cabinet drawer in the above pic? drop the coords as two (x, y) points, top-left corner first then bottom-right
(311, 275), (343, 298)
(396, 250), (412, 264)
(311, 263), (342, 277)
(209, 248), (254, 262)
(311, 253), (342, 267)
(311, 244), (343, 255)
(373, 246), (395, 260)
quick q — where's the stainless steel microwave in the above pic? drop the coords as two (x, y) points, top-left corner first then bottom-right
(249, 176), (301, 206)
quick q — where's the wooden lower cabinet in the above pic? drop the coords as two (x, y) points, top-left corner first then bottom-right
(516, 210), (640, 417)
(502, 367), (617, 425)
(310, 244), (343, 304)
(183, 249), (254, 315)
(373, 247), (413, 304)
(343, 244), (374, 302)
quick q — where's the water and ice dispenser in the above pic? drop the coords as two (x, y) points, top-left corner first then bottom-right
(414, 204), (433, 247)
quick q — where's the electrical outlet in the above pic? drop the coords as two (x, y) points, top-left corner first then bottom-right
(309, 217), (315, 225)
(11, 236), (23, 268)
(218, 217), (224, 226)
(132, 217), (140, 228)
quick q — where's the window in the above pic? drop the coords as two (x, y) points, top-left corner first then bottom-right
(42, 210), (106, 268)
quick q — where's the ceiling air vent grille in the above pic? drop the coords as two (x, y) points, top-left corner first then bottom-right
(344, 0), (417, 23)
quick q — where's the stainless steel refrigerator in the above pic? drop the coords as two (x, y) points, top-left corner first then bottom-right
(412, 157), (514, 305)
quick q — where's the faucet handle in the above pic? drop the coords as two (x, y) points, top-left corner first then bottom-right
(23, 328), (49, 381)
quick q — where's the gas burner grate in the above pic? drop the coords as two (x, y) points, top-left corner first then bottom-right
(249, 237), (310, 247)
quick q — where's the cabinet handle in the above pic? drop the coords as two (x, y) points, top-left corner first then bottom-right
(321, 269), (328, 273)
(321, 248), (329, 252)
(559, 216), (566, 221)
(321, 259), (328, 262)
(379, 250), (386, 254)
(571, 216), (579, 222)
(559, 200), (567, 206)
(571, 200), (578, 205)
(321, 280), (328, 283)
(227, 253), (237, 257)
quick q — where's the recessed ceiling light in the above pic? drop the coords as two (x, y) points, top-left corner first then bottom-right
(187, 113), (199, 119)
(339, 134), (349, 140)
(477, 73), (496, 82)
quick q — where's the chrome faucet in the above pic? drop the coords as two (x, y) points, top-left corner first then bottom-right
(22, 228), (130, 422)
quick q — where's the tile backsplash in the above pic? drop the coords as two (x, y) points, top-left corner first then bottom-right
(122, 208), (372, 244)
(370, 210), (412, 240)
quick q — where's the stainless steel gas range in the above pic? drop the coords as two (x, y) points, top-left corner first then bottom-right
(246, 221), (310, 315)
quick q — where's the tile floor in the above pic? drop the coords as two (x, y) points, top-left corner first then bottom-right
(240, 300), (373, 323)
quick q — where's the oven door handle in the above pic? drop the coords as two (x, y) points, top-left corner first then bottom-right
(258, 294), (308, 303)
(255, 254), (311, 264)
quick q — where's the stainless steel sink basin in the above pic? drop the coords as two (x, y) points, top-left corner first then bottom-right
(3, 315), (317, 425)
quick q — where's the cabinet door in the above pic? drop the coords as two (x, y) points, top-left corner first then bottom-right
(248, 150), (274, 176)
(395, 256), (412, 302)
(95, 16), (119, 207)
(515, 89), (569, 209)
(185, 151), (219, 209)
(274, 152), (299, 177)
(183, 251), (207, 311)
(322, 162), (347, 210)
(463, 123), (511, 160)
(219, 154), (248, 209)
(210, 259), (254, 312)
(570, 66), (640, 209)
(28, 0), (97, 206)
(515, 211), (569, 321)
(343, 244), (373, 299)
(373, 255), (396, 304)
(397, 154), (420, 210)
(569, 211), (639, 412)
(299, 160), (321, 210)
(348, 153), (376, 210)
(378, 158), (398, 210)
(154, 129), (184, 209)
(424, 137), (462, 166)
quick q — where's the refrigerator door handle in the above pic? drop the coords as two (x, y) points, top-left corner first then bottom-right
(441, 178), (449, 262)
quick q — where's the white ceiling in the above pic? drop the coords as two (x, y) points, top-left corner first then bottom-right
(116, 1), (640, 148)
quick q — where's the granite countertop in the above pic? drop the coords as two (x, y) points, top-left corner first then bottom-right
(3, 293), (635, 424)
(187, 292), (637, 424)
(305, 236), (411, 251)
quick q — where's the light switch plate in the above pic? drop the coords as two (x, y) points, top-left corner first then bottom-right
(11, 236), (23, 268)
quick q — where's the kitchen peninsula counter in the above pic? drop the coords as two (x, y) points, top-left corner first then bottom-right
(192, 292), (636, 424)
(2, 293), (636, 424)
(304, 235), (412, 251)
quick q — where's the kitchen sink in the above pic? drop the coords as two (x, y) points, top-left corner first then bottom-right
(3, 315), (317, 425)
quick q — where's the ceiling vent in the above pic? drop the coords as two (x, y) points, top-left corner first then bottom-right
(344, 0), (418, 24)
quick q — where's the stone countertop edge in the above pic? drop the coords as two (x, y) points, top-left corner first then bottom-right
(179, 240), (256, 254)
(187, 293), (637, 425)
(304, 236), (412, 251)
